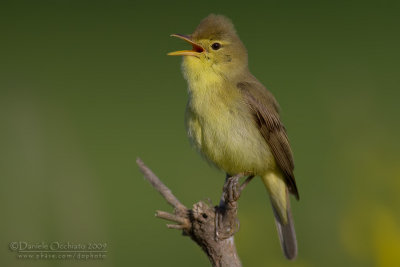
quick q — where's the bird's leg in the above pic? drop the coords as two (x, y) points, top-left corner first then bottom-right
(240, 175), (255, 192)
(215, 173), (255, 240)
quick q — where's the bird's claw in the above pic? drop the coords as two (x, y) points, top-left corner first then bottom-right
(215, 211), (240, 240)
(215, 174), (246, 240)
(223, 175), (241, 203)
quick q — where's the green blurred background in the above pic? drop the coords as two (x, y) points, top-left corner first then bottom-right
(1, 1), (399, 266)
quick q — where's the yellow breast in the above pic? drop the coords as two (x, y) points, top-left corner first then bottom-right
(183, 58), (275, 175)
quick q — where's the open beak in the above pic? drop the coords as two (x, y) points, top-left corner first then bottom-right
(168, 34), (204, 57)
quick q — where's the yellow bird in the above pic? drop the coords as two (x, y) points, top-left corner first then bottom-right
(168, 14), (299, 260)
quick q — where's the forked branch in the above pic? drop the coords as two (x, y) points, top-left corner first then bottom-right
(137, 158), (253, 267)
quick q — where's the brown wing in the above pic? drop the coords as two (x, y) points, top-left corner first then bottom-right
(237, 81), (299, 200)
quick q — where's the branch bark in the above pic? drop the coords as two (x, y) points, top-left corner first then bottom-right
(137, 158), (253, 267)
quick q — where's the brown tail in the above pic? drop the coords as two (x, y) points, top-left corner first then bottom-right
(270, 191), (297, 260)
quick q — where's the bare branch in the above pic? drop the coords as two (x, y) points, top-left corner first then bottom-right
(137, 158), (255, 267)
(155, 210), (189, 226)
(137, 158), (186, 212)
(167, 224), (187, 230)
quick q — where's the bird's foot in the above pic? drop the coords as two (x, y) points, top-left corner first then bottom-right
(215, 173), (255, 240)
(223, 174), (241, 203)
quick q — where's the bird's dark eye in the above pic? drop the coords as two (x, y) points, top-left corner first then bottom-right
(211, 42), (221, 50)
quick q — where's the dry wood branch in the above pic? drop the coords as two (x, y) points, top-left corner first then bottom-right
(137, 158), (186, 212)
(137, 158), (253, 267)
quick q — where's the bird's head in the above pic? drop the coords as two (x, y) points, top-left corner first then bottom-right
(168, 14), (248, 80)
